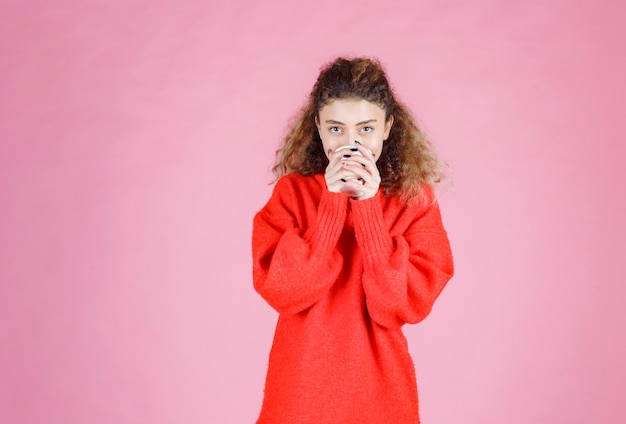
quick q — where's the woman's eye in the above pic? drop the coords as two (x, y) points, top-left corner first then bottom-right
(329, 126), (341, 133)
(361, 126), (373, 133)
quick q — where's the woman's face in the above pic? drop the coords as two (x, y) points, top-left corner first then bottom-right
(315, 98), (393, 162)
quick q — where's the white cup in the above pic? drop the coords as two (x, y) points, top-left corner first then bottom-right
(335, 145), (362, 156)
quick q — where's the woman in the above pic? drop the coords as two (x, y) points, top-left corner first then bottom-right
(252, 57), (454, 423)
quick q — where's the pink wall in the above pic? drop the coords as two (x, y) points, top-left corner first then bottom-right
(1, 0), (625, 422)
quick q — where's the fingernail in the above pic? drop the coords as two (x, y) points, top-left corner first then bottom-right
(342, 154), (351, 158)
(350, 147), (358, 152)
(340, 178), (347, 183)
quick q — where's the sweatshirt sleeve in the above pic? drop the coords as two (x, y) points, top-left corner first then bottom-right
(252, 177), (348, 315)
(350, 187), (454, 328)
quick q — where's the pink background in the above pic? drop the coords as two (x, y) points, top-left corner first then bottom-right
(1, 0), (625, 423)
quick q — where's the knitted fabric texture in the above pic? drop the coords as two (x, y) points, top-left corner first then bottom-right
(252, 173), (454, 424)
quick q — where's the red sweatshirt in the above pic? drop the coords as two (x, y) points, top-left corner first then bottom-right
(252, 173), (453, 423)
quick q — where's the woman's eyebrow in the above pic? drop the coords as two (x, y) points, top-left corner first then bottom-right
(324, 119), (378, 125)
(357, 119), (377, 126)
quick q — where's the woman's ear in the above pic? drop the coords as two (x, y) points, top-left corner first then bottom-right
(383, 115), (394, 140)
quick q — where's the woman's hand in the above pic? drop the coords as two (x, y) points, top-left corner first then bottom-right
(324, 145), (381, 200)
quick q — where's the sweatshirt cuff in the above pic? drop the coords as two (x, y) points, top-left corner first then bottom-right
(304, 190), (348, 256)
(351, 192), (394, 266)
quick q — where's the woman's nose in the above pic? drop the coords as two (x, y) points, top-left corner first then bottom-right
(346, 131), (360, 144)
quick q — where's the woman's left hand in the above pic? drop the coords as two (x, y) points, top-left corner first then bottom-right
(338, 144), (381, 200)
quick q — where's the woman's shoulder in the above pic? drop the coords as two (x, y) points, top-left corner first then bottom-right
(380, 183), (442, 226)
(259, 173), (326, 218)
(274, 173), (325, 193)
(384, 182), (437, 209)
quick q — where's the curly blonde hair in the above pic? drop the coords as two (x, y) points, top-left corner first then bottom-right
(273, 57), (446, 200)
